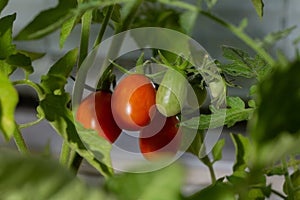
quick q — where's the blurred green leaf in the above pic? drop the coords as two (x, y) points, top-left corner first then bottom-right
(0, 71), (18, 140)
(180, 10), (198, 34)
(205, 0), (218, 10)
(0, 150), (106, 200)
(230, 133), (251, 172)
(0, 13), (16, 59)
(251, 0), (264, 19)
(6, 53), (33, 74)
(283, 170), (300, 199)
(105, 164), (184, 200)
(252, 59), (300, 145)
(181, 96), (254, 130)
(0, 0), (8, 14)
(186, 181), (235, 200)
(258, 26), (296, 49)
(15, 0), (77, 40)
(0, 60), (15, 76)
(212, 138), (225, 163)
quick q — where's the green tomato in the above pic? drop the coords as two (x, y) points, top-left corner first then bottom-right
(156, 69), (187, 117)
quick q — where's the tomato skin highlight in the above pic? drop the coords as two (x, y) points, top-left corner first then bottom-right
(139, 111), (181, 161)
(111, 74), (156, 131)
(76, 91), (122, 143)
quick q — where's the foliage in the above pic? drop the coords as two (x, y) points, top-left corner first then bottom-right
(0, 0), (300, 199)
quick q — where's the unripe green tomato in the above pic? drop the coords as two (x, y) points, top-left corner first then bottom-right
(156, 69), (187, 117)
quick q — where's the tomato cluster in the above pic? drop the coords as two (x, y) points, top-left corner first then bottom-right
(76, 71), (206, 161)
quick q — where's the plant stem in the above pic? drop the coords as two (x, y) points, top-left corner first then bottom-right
(68, 150), (83, 173)
(13, 80), (44, 99)
(271, 189), (287, 199)
(93, 5), (114, 48)
(201, 156), (217, 183)
(18, 117), (44, 129)
(13, 125), (28, 154)
(199, 11), (276, 66)
(282, 157), (295, 200)
(59, 141), (70, 166)
(78, 10), (93, 68)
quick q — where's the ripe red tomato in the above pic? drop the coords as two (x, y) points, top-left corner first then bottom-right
(139, 111), (181, 161)
(76, 91), (122, 143)
(111, 74), (156, 131)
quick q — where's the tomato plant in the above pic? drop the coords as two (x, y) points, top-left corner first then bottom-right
(111, 74), (156, 131)
(76, 91), (121, 143)
(1, 0), (300, 199)
(139, 110), (181, 161)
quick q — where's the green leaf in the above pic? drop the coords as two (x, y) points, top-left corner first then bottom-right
(0, 71), (18, 141)
(258, 26), (296, 49)
(212, 138), (225, 163)
(14, 0), (77, 40)
(0, 0), (9, 14)
(252, 59), (300, 144)
(0, 13), (16, 59)
(40, 48), (78, 94)
(17, 50), (45, 61)
(0, 59), (15, 76)
(6, 53), (33, 74)
(230, 133), (251, 172)
(179, 10), (198, 34)
(60, 16), (79, 49)
(205, 0), (218, 10)
(105, 164), (184, 200)
(186, 181), (235, 200)
(251, 0), (264, 19)
(0, 150), (106, 199)
(221, 45), (270, 80)
(181, 96), (254, 130)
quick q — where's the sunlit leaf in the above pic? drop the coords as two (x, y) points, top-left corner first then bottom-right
(212, 138), (225, 163)
(0, 71), (18, 140)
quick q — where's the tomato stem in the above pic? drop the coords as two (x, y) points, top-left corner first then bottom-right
(282, 157), (295, 200)
(59, 141), (70, 166)
(13, 125), (28, 154)
(68, 150), (83, 174)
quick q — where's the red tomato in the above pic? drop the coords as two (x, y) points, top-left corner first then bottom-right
(111, 74), (156, 131)
(76, 91), (122, 143)
(139, 110), (181, 161)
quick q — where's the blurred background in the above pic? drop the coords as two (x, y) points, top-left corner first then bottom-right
(0, 0), (299, 196)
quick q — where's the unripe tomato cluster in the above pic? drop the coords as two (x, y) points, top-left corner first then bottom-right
(76, 72), (206, 161)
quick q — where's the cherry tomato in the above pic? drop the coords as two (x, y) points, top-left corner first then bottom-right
(76, 91), (121, 143)
(111, 74), (156, 131)
(139, 110), (181, 161)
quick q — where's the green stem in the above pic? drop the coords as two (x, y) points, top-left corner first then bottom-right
(282, 158), (295, 200)
(199, 11), (276, 66)
(18, 117), (44, 129)
(201, 156), (217, 183)
(271, 189), (287, 199)
(78, 10), (93, 68)
(93, 5), (114, 48)
(13, 124), (28, 154)
(68, 150), (83, 173)
(59, 141), (70, 166)
(13, 80), (44, 99)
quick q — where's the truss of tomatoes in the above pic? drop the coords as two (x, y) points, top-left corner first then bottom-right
(76, 73), (206, 161)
